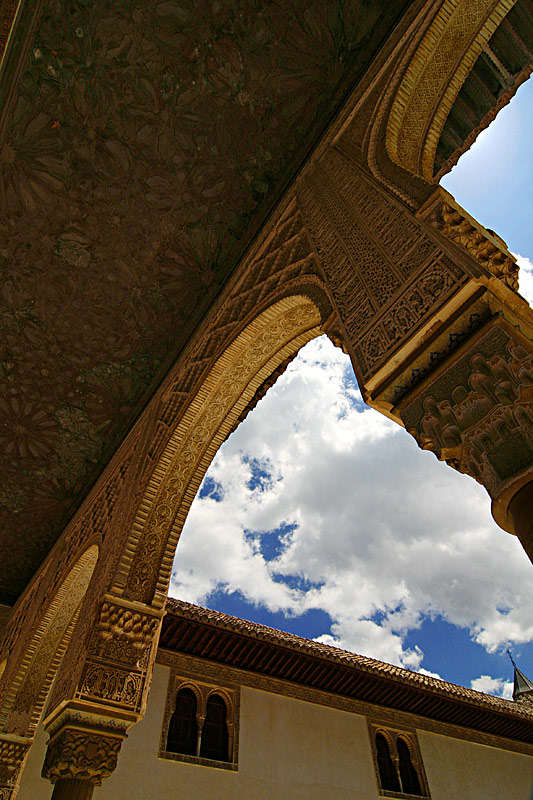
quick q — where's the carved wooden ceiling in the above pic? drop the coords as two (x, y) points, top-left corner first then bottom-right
(0, 0), (415, 603)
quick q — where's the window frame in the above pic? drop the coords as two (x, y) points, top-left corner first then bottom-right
(369, 722), (430, 799)
(160, 672), (239, 771)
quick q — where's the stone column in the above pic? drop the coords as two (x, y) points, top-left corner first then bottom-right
(51, 780), (95, 800)
(42, 729), (123, 800)
(41, 595), (163, 796)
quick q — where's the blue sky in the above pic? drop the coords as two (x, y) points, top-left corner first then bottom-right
(170, 80), (533, 698)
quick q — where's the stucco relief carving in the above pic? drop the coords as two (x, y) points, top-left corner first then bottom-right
(0, 547), (98, 742)
(386, 0), (516, 178)
(399, 323), (532, 499)
(119, 297), (321, 607)
(93, 602), (158, 661)
(42, 729), (122, 785)
(419, 190), (519, 291)
(71, 599), (162, 714)
(297, 155), (469, 380)
(79, 664), (142, 708)
(0, 739), (29, 796)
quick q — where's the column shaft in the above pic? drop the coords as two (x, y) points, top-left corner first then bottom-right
(51, 779), (94, 800)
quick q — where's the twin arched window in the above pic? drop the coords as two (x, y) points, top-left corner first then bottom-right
(375, 731), (424, 796)
(166, 686), (230, 762)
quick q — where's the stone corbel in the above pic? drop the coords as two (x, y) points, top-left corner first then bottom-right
(43, 595), (164, 722)
(417, 187), (519, 291)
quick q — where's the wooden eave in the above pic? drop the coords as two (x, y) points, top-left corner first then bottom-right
(159, 600), (533, 746)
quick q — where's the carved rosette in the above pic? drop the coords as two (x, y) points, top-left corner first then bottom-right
(399, 321), (532, 506)
(420, 190), (519, 291)
(42, 729), (122, 786)
(0, 738), (30, 797)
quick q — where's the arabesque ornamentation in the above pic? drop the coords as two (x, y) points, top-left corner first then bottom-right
(42, 729), (122, 785)
(118, 296), (321, 607)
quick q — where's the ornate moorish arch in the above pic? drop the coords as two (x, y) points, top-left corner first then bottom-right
(0, 545), (99, 796)
(111, 293), (324, 609)
(22, 292), (328, 799)
(386, 0), (517, 179)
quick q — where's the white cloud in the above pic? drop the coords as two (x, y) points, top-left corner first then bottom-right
(418, 668), (444, 680)
(470, 675), (513, 700)
(170, 336), (533, 673)
(514, 253), (533, 305)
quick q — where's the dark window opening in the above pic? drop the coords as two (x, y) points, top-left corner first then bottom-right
(167, 688), (198, 756)
(200, 693), (229, 762)
(376, 732), (401, 792)
(397, 737), (423, 796)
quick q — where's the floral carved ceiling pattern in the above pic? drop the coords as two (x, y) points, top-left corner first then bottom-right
(0, 0), (410, 601)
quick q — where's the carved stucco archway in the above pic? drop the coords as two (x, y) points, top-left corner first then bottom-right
(0, 545), (99, 797)
(386, 0), (517, 179)
(111, 294), (323, 610)
(0, 545), (99, 737)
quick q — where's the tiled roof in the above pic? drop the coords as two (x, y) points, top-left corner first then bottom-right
(163, 598), (533, 725)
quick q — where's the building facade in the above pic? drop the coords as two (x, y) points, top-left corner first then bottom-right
(16, 601), (533, 799)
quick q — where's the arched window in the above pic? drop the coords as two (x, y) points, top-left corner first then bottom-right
(167, 687), (198, 755)
(200, 693), (229, 762)
(397, 736), (423, 796)
(376, 732), (401, 792)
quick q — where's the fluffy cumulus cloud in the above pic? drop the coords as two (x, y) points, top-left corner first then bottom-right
(471, 675), (513, 700)
(515, 253), (533, 305)
(170, 334), (533, 695)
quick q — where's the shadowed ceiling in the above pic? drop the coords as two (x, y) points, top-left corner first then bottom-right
(0, 0), (413, 602)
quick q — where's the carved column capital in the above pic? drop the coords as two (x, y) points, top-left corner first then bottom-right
(0, 736), (31, 798)
(396, 318), (533, 550)
(47, 595), (162, 723)
(42, 729), (123, 786)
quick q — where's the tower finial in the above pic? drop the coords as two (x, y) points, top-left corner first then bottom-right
(507, 649), (533, 702)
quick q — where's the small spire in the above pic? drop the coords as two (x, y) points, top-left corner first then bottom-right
(507, 649), (533, 702)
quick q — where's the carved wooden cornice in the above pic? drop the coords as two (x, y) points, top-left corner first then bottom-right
(158, 599), (533, 747)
